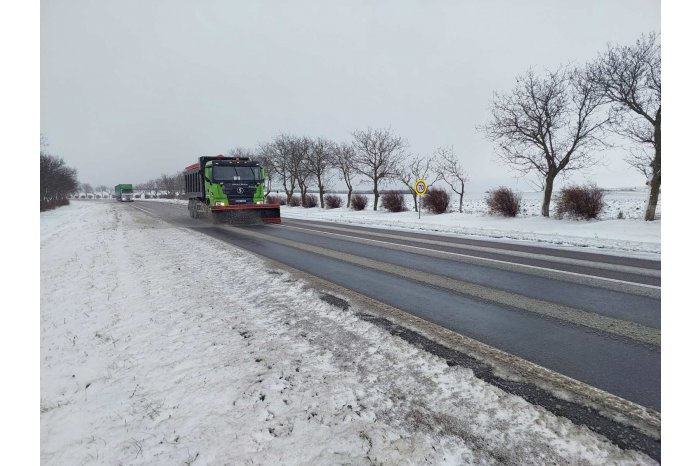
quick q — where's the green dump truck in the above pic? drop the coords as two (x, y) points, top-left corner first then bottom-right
(184, 155), (280, 224)
(115, 184), (134, 202)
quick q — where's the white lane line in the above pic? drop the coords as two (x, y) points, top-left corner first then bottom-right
(129, 204), (659, 294)
(282, 221), (660, 277)
(129, 204), (158, 216)
(269, 258), (662, 433)
(278, 224), (661, 293)
(129, 201), (662, 433)
(236, 226), (660, 346)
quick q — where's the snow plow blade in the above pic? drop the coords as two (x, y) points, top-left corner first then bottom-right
(211, 204), (281, 225)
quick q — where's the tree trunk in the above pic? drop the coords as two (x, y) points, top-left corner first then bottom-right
(645, 171), (661, 221)
(300, 184), (308, 207)
(284, 181), (293, 204)
(346, 187), (353, 208)
(458, 187), (464, 213)
(412, 192), (418, 212)
(644, 108), (661, 221)
(373, 180), (379, 211)
(541, 173), (555, 217)
(316, 173), (325, 208)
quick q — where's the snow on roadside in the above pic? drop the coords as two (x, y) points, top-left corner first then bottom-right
(280, 205), (661, 255)
(134, 189), (661, 255)
(41, 202), (655, 465)
(277, 190), (660, 255)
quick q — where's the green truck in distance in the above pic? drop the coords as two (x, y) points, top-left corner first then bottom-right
(115, 184), (134, 202)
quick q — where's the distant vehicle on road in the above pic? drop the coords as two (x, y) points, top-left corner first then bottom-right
(184, 155), (280, 224)
(115, 184), (134, 202)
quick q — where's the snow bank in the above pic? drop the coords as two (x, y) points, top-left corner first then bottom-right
(41, 202), (655, 464)
(280, 190), (660, 255)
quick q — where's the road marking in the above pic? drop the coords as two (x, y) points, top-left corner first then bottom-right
(282, 220), (660, 278)
(265, 258), (661, 440)
(129, 203), (659, 343)
(263, 257), (661, 439)
(130, 202), (659, 296)
(278, 223), (660, 297)
(129, 204), (156, 216)
(229, 226), (660, 347)
(125, 201), (661, 431)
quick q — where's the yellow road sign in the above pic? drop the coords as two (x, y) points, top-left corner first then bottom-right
(414, 179), (428, 196)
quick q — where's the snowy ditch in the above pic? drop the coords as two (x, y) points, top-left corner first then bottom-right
(41, 202), (656, 464)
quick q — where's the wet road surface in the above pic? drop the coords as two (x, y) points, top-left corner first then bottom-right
(129, 201), (661, 412)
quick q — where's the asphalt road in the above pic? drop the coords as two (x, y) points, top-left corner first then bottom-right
(129, 201), (661, 412)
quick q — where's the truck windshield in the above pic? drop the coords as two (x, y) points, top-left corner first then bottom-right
(213, 166), (261, 181)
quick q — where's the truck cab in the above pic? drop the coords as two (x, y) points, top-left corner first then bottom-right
(115, 184), (134, 202)
(205, 159), (265, 206)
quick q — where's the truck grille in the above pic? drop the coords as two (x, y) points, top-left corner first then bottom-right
(222, 183), (257, 203)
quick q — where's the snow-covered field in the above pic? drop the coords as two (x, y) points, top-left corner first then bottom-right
(279, 189), (661, 255)
(40, 202), (655, 465)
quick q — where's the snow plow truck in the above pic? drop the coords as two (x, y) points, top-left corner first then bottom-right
(115, 184), (134, 202)
(184, 155), (281, 224)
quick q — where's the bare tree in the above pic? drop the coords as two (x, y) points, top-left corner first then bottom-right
(262, 135), (297, 203)
(134, 182), (148, 198)
(40, 151), (78, 207)
(289, 136), (313, 206)
(156, 174), (170, 198)
(254, 148), (276, 198)
(95, 185), (107, 198)
(159, 173), (181, 198)
(351, 127), (408, 210)
(174, 171), (186, 198)
(38, 136), (80, 203)
(227, 147), (256, 159)
(480, 67), (608, 217)
(306, 137), (335, 208)
(399, 156), (432, 212)
(81, 183), (93, 198)
(434, 147), (468, 213)
(145, 179), (160, 198)
(586, 32), (661, 221)
(332, 143), (357, 207)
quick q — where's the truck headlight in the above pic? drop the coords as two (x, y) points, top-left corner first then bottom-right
(256, 201), (263, 205)
(214, 201), (225, 206)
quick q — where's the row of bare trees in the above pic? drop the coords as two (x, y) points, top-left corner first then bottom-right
(40, 135), (79, 209)
(480, 32), (660, 220)
(255, 128), (470, 212)
(77, 175), (186, 199)
(68, 184), (113, 198)
(123, 32), (657, 219)
(133, 173), (185, 198)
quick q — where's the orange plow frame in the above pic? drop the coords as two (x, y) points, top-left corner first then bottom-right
(211, 203), (281, 224)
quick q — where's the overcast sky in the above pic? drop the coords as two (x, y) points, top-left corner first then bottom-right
(41, 0), (660, 192)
